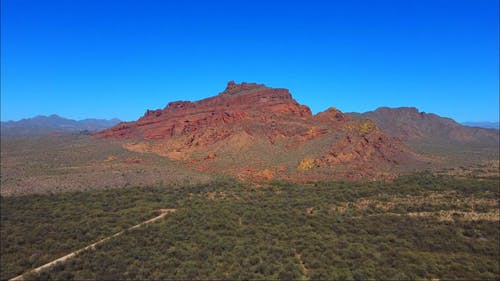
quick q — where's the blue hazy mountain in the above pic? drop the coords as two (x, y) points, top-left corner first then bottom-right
(1, 115), (122, 136)
(461, 122), (499, 130)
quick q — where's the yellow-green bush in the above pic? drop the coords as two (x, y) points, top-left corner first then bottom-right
(298, 158), (315, 170)
(359, 120), (376, 135)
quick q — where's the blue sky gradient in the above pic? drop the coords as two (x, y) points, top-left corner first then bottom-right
(1, 0), (499, 122)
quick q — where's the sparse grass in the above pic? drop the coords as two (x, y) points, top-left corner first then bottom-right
(410, 141), (499, 169)
(434, 160), (500, 179)
(0, 135), (212, 196)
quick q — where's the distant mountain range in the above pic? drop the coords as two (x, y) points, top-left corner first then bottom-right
(1, 115), (121, 136)
(461, 122), (499, 130)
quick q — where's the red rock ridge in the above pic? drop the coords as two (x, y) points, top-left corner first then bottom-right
(96, 81), (424, 181)
(97, 81), (311, 140)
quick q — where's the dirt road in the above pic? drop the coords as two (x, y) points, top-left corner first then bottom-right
(9, 209), (176, 281)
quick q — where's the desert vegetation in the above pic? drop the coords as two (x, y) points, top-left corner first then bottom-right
(0, 135), (212, 196)
(1, 173), (498, 280)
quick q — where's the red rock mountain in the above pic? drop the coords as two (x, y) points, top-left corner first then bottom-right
(96, 82), (423, 181)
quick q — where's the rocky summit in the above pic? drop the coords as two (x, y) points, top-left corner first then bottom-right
(96, 81), (424, 181)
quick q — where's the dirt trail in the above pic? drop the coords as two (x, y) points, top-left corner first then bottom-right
(9, 209), (176, 281)
(295, 252), (309, 280)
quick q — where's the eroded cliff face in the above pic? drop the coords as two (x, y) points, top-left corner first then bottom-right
(96, 81), (423, 181)
(98, 81), (311, 139)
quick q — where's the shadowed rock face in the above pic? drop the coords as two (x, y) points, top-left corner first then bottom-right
(96, 82), (422, 181)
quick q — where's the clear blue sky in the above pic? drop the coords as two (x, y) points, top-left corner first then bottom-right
(1, 0), (499, 122)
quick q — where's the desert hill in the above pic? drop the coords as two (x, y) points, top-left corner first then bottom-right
(346, 107), (499, 147)
(97, 82), (424, 181)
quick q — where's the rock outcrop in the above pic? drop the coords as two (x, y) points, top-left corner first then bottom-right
(98, 81), (311, 140)
(96, 82), (423, 181)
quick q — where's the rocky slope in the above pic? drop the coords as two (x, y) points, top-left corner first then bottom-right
(96, 82), (424, 181)
(347, 107), (499, 147)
